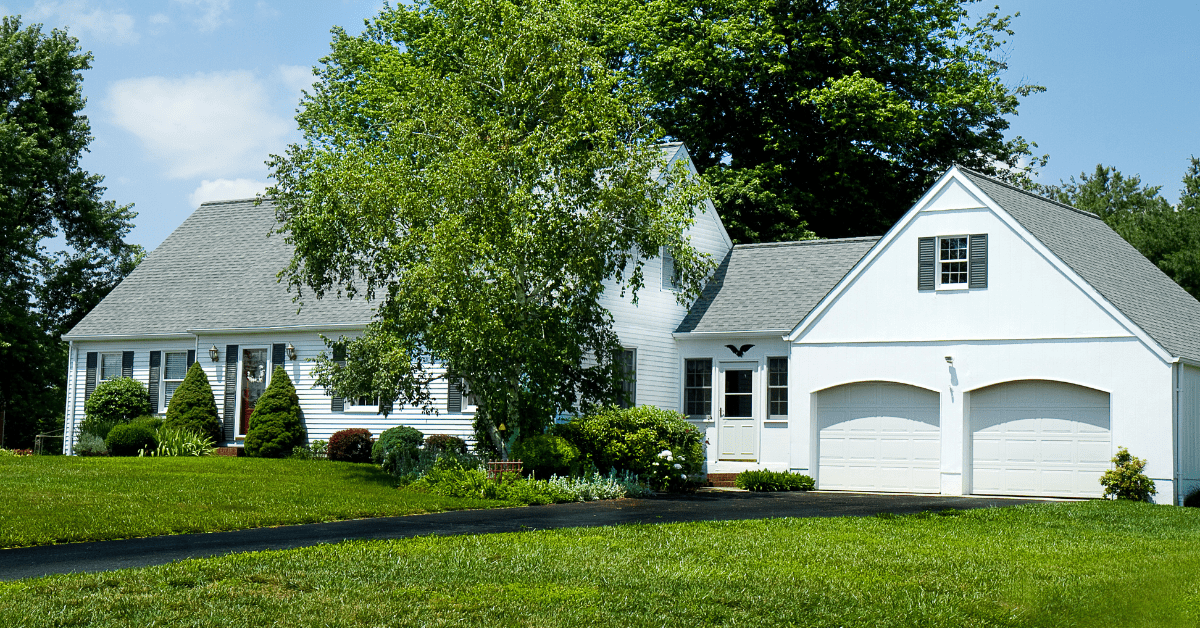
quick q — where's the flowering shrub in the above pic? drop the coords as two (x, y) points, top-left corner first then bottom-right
(735, 469), (815, 492)
(554, 405), (704, 491)
(1100, 447), (1157, 502)
(0, 448), (33, 457)
(407, 458), (651, 505)
(328, 428), (373, 463)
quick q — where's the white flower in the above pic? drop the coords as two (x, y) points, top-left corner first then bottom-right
(659, 449), (673, 460)
(680, 474), (687, 479)
(673, 463), (682, 470)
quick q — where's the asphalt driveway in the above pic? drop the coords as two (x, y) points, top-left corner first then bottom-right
(0, 490), (1050, 581)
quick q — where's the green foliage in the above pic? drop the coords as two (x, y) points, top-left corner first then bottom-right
(164, 362), (222, 444)
(104, 417), (161, 457)
(144, 426), (214, 457)
(512, 434), (579, 479)
(328, 428), (373, 463)
(0, 17), (141, 449)
(554, 405), (704, 491)
(407, 457), (636, 504)
(77, 415), (122, 442)
(386, 447), (482, 481)
(602, 0), (1044, 241)
(1100, 446), (1157, 503)
(735, 469), (815, 492)
(83, 377), (152, 426)
(424, 434), (468, 455)
(372, 425), (424, 465)
(75, 432), (106, 456)
(243, 367), (307, 458)
(272, 0), (714, 459)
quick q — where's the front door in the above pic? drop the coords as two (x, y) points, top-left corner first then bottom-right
(719, 365), (757, 461)
(239, 348), (268, 437)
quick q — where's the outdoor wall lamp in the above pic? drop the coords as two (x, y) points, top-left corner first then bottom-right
(209, 345), (219, 362)
(944, 355), (954, 364)
(286, 343), (297, 361)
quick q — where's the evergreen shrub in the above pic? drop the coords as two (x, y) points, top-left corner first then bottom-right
(329, 428), (373, 463)
(554, 405), (704, 491)
(372, 425), (423, 465)
(164, 362), (222, 444)
(424, 434), (468, 455)
(244, 366), (307, 458)
(512, 434), (579, 479)
(83, 377), (151, 435)
(1100, 446), (1157, 502)
(105, 416), (162, 456)
(735, 469), (815, 492)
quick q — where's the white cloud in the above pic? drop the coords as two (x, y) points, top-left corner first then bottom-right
(277, 64), (315, 102)
(106, 70), (293, 180)
(148, 13), (169, 25)
(188, 178), (268, 207)
(27, 0), (137, 45)
(170, 0), (229, 32)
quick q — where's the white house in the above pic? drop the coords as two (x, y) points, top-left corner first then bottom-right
(62, 156), (1200, 504)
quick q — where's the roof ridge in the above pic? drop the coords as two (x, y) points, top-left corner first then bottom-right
(733, 236), (881, 250)
(199, 196), (275, 206)
(955, 165), (1103, 220)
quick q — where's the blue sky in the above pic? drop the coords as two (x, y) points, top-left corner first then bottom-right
(5, 1), (1199, 250)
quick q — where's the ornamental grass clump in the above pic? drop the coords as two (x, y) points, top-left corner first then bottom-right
(1100, 446), (1157, 502)
(244, 367), (307, 458)
(164, 362), (222, 444)
(735, 469), (815, 492)
(143, 426), (215, 457)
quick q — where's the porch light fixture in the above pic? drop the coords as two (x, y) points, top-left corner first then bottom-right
(209, 345), (219, 362)
(944, 356), (954, 364)
(286, 343), (297, 361)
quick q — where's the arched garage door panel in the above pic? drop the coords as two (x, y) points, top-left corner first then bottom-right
(971, 380), (1110, 498)
(816, 382), (940, 493)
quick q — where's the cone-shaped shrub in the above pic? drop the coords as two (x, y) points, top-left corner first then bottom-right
(164, 362), (222, 444)
(244, 366), (306, 458)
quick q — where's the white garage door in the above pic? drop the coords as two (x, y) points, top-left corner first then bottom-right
(971, 380), (1110, 498)
(816, 382), (941, 493)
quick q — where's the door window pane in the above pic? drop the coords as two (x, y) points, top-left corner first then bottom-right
(724, 369), (753, 418)
(240, 349), (268, 436)
(685, 359), (712, 417)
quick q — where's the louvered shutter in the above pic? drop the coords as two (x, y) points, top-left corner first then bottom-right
(272, 343), (285, 369)
(331, 345), (345, 412)
(148, 351), (161, 414)
(917, 237), (936, 291)
(447, 370), (462, 414)
(969, 234), (988, 289)
(223, 345), (238, 442)
(121, 351), (134, 378)
(85, 352), (98, 401)
(186, 350), (195, 368)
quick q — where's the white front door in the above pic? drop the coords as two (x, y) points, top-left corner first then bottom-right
(718, 363), (757, 461)
(815, 381), (941, 493)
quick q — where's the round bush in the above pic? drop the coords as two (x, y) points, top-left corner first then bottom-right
(84, 377), (152, 427)
(164, 362), (222, 444)
(105, 417), (160, 456)
(554, 405), (704, 492)
(512, 434), (578, 479)
(424, 434), (468, 455)
(244, 366), (307, 458)
(372, 425), (424, 464)
(329, 428), (373, 463)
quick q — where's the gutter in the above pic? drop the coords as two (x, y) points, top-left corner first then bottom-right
(672, 330), (790, 340)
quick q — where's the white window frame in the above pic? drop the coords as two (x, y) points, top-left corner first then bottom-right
(937, 235), (970, 289)
(347, 395), (382, 413)
(767, 357), (788, 420)
(160, 350), (190, 410)
(684, 358), (713, 420)
(618, 348), (637, 408)
(99, 352), (123, 381)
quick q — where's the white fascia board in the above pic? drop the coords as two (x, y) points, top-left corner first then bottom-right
(63, 332), (197, 341)
(785, 166), (965, 342)
(186, 322), (370, 335)
(672, 330), (790, 340)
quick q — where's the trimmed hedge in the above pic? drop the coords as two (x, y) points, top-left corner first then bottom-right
(105, 416), (163, 456)
(735, 469), (815, 492)
(244, 367), (307, 458)
(84, 377), (151, 432)
(164, 362), (222, 444)
(329, 428), (373, 463)
(372, 425), (423, 465)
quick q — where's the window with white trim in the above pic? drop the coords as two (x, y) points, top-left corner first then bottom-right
(162, 351), (188, 406)
(768, 357), (787, 419)
(685, 358), (712, 418)
(939, 236), (969, 287)
(100, 352), (123, 381)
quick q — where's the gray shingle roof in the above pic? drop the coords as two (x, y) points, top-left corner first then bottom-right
(676, 237), (880, 333)
(64, 198), (372, 338)
(961, 168), (1200, 362)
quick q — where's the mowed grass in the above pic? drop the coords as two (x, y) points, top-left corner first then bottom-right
(4, 501), (1199, 627)
(0, 456), (502, 548)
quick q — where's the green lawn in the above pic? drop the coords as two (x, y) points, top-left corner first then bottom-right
(3, 501), (1198, 627)
(0, 456), (502, 548)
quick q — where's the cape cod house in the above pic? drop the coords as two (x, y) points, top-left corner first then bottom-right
(63, 150), (1200, 505)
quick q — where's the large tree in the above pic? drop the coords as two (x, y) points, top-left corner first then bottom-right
(0, 17), (141, 448)
(603, 0), (1044, 242)
(269, 0), (712, 456)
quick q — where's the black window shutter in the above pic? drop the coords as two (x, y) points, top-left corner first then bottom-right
(969, 234), (988, 289)
(121, 351), (134, 378)
(186, 350), (196, 368)
(447, 370), (462, 414)
(223, 345), (238, 442)
(272, 343), (285, 368)
(148, 351), (161, 414)
(331, 345), (345, 412)
(917, 237), (936, 291)
(85, 352), (98, 401)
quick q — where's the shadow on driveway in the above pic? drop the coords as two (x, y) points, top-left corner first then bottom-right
(0, 490), (1051, 581)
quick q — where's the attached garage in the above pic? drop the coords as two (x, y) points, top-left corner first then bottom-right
(970, 380), (1110, 498)
(815, 381), (941, 493)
